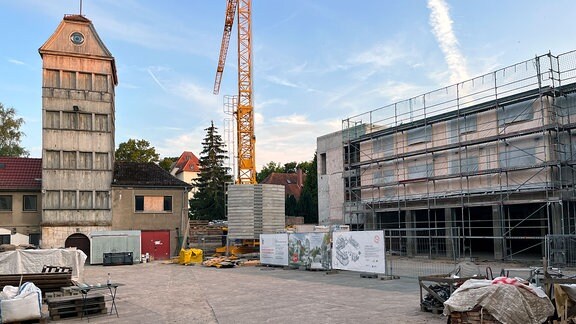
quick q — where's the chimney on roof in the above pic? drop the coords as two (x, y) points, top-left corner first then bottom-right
(297, 169), (303, 188)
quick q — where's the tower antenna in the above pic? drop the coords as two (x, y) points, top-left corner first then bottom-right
(79, 0), (83, 15)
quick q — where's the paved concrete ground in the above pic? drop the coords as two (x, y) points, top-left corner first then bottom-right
(51, 261), (447, 324)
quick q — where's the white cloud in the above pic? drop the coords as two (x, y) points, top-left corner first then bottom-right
(349, 43), (405, 69)
(272, 114), (310, 126)
(257, 98), (288, 111)
(427, 0), (469, 84)
(286, 61), (308, 74)
(158, 133), (203, 158)
(172, 81), (219, 109)
(8, 59), (25, 65)
(255, 116), (339, 170)
(119, 82), (139, 89)
(369, 80), (427, 103)
(264, 75), (300, 88)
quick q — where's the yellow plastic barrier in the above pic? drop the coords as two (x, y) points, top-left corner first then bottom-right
(178, 248), (203, 265)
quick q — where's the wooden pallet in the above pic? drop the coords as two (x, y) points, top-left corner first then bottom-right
(449, 306), (501, 324)
(0, 272), (72, 293)
(47, 294), (107, 320)
(421, 303), (444, 315)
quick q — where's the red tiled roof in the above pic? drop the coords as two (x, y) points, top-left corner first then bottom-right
(260, 171), (306, 200)
(173, 151), (200, 174)
(0, 157), (42, 190)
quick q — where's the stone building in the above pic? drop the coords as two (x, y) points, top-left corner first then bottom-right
(38, 14), (117, 250)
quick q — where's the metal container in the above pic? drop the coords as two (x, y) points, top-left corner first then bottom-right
(90, 230), (141, 264)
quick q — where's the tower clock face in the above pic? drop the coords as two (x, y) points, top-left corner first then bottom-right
(70, 32), (85, 45)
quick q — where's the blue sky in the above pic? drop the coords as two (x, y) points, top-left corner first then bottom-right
(1, 0), (576, 173)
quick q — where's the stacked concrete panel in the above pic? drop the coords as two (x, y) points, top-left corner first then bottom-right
(227, 184), (285, 239)
(261, 185), (285, 234)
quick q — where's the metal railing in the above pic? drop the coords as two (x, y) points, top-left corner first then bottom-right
(384, 228), (461, 278)
(546, 234), (576, 267)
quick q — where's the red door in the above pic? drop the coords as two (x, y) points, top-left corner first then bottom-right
(141, 231), (170, 261)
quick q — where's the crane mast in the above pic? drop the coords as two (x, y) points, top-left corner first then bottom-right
(214, 0), (256, 184)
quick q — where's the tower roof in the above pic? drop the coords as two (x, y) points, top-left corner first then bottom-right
(38, 14), (118, 85)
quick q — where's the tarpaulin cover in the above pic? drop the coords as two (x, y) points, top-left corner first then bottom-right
(554, 284), (576, 321)
(178, 248), (203, 264)
(444, 278), (554, 324)
(0, 282), (42, 323)
(0, 249), (86, 281)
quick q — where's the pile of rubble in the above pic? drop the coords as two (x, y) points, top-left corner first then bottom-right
(202, 256), (260, 268)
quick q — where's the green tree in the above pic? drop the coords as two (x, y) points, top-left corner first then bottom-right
(286, 194), (301, 216)
(257, 161), (311, 183)
(256, 161), (283, 183)
(298, 152), (318, 223)
(159, 156), (178, 172)
(282, 161), (298, 173)
(115, 139), (159, 163)
(189, 121), (233, 220)
(0, 103), (28, 157)
(297, 160), (313, 174)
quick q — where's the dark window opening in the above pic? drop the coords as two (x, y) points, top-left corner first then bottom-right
(23, 195), (38, 211)
(0, 196), (12, 211)
(135, 196), (144, 211)
(0, 235), (10, 245)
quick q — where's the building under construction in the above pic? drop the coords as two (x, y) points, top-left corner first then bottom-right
(318, 50), (576, 262)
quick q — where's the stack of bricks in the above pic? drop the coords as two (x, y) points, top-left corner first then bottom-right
(44, 286), (81, 300)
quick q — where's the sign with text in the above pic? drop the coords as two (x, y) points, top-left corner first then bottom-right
(332, 231), (385, 274)
(259, 233), (289, 266)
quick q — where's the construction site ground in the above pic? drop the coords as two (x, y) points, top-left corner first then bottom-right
(46, 260), (444, 323)
(48, 258), (560, 324)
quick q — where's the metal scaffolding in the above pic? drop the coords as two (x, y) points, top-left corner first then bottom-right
(342, 50), (576, 260)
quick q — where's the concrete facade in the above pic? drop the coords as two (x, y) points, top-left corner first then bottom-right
(39, 15), (117, 248)
(317, 130), (345, 225)
(319, 51), (576, 260)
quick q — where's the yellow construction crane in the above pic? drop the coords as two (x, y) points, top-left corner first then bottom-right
(214, 0), (256, 184)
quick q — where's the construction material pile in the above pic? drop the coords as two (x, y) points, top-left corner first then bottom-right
(202, 256), (260, 268)
(444, 277), (554, 324)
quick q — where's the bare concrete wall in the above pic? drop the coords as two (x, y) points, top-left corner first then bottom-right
(317, 131), (344, 225)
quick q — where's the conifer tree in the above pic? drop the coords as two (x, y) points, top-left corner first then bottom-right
(189, 121), (233, 220)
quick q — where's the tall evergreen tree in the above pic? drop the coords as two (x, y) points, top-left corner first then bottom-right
(189, 121), (233, 220)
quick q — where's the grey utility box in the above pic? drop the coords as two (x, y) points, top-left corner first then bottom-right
(90, 231), (141, 265)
